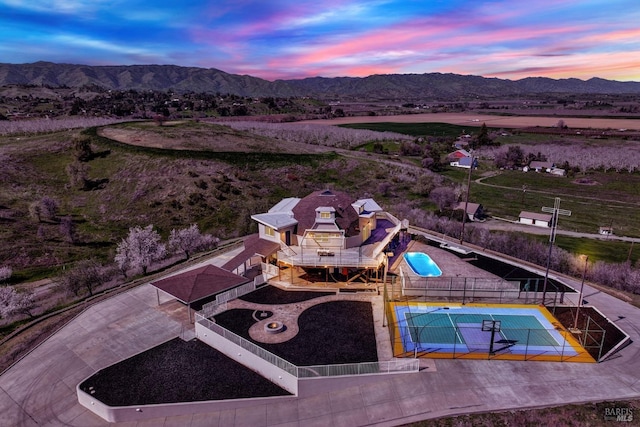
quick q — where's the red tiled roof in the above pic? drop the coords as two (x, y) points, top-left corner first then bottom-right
(292, 189), (360, 237)
(221, 234), (280, 272)
(151, 264), (249, 303)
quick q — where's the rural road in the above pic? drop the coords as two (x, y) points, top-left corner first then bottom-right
(475, 217), (640, 243)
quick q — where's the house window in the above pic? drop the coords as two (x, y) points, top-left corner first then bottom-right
(315, 234), (328, 243)
(308, 232), (341, 243)
(319, 211), (332, 219)
(264, 226), (275, 237)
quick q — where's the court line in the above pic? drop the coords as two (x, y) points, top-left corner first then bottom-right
(446, 313), (464, 345)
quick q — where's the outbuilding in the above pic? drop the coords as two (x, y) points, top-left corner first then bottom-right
(519, 211), (553, 228)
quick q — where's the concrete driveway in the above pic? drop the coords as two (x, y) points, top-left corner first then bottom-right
(1, 252), (639, 426)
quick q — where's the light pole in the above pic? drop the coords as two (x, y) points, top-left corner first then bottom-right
(541, 197), (571, 305)
(573, 255), (589, 330)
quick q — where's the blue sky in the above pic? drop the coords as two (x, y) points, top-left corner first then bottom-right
(2, 0), (639, 81)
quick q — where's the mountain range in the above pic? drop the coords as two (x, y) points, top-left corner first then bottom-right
(2, 61), (640, 99)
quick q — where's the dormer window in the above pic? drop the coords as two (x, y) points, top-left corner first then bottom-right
(316, 206), (335, 222)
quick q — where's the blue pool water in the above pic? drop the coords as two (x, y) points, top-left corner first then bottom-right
(403, 252), (442, 277)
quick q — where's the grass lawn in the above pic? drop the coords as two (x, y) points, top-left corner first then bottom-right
(472, 170), (640, 237)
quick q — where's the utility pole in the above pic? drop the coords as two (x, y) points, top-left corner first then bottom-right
(459, 156), (474, 244)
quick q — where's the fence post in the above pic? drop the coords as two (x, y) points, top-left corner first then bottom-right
(583, 316), (591, 347)
(597, 330), (606, 362)
(462, 279), (467, 305)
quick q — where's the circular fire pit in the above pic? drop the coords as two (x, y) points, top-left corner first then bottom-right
(264, 321), (284, 334)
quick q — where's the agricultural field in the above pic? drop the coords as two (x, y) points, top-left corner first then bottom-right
(2, 113), (640, 325)
(306, 112), (640, 131)
(332, 116), (640, 241)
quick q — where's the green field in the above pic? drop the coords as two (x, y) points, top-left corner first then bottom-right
(339, 122), (474, 137)
(472, 170), (640, 237)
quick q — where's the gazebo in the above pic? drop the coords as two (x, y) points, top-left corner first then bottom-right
(150, 264), (250, 322)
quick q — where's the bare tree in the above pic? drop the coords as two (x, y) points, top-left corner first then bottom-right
(66, 161), (90, 190)
(40, 197), (59, 221)
(429, 186), (457, 211)
(61, 259), (103, 297)
(115, 225), (167, 276)
(59, 216), (77, 243)
(28, 201), (42, 222)
(168, 224), (217, 259)
(28, 197), (59, 222)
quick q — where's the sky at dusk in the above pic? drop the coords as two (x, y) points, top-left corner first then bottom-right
(2, 0), (640, 82)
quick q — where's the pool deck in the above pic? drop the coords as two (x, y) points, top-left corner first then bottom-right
(2, 244), (640, 426)
(396, 240), (499, 280)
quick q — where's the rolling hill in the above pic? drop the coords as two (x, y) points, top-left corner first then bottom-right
(2, 61), (640, 99)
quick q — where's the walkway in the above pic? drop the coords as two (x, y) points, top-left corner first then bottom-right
(1, 250), (640, 426)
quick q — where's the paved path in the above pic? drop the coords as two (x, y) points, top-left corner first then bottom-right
(1, 254), (640, 426)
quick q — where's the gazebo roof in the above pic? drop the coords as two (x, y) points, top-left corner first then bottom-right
(151, 264), (249, 304)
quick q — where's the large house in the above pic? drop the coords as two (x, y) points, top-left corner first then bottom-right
(250, 189), (403, 281)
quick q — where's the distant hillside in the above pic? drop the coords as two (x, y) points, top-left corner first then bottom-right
(2, 61), (640, 99)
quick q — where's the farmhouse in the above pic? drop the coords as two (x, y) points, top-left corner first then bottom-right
(449, 148), (471, 159)
(519, 211), (553, 228)
(527, 161), (554, 172)
(250, 189), (403, 283)
(450, 156), (476, 169)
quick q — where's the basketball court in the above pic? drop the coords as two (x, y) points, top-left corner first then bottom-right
(390, 302), (594, 362)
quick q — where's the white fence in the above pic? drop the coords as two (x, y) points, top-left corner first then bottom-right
(253, 262), (279, 286)
(200, 282), (257, 318)
(297, 359), (419, 378)
(195, 314), (420, 379)
(197, 315), (299, 376)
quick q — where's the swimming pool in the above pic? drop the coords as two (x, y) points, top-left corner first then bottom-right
(403, 252), (442, 277)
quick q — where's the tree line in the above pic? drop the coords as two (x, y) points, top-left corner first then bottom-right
(0, 224), (218, 324)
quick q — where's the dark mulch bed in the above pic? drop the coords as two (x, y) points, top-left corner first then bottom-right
(240, 284), (334, 304)
(215, 300), (378, 366)
(78, 299), (376, 407)
(79, 338), (291, 406)
(553, 306), (629, 360)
